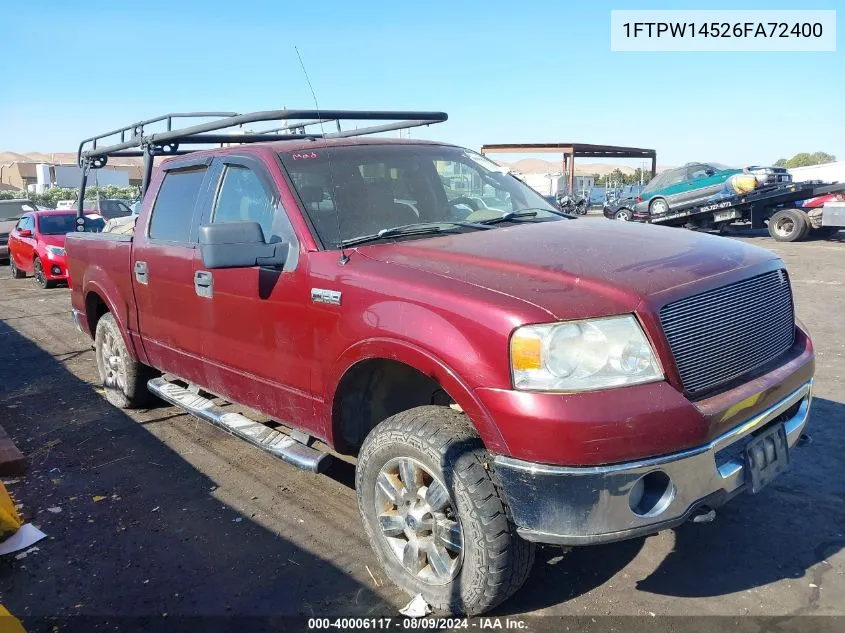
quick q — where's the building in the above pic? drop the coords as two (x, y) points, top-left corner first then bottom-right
(0, 152), (144, 192)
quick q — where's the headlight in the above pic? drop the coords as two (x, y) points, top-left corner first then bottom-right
(45, 245), (66, 257)
(510, 315), (663, 392)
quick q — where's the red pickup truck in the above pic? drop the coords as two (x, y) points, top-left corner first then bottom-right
(66, 111), (814, 615)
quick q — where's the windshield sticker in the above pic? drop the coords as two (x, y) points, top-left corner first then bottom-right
(291, 151), (318, 160)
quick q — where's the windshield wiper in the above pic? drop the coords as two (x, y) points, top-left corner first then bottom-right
(478, 210), (540, 225)
(480, 207), (574, 225)
(339, 221), (492, 248)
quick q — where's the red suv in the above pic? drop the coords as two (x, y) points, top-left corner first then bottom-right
(8, 210), (102, 288)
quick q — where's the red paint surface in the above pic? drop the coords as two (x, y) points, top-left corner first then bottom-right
(66, 140), (815, 466)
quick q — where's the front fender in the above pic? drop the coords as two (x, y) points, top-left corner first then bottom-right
(329, 338), (508, 453)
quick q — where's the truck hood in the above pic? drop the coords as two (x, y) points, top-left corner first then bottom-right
(359, 219), (779, 320)
(40, 234), (68, 248)
(0, 219), (18, 235)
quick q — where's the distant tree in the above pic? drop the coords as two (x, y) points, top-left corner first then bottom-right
(774, 152), (835, 168)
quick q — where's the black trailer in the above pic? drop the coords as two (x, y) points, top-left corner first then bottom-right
(634, 181), (845, 242)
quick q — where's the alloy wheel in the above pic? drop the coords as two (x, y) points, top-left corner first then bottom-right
(374, 457), (464, 585)
(100, 329), (127, 392)
(34, 259), (47, 288)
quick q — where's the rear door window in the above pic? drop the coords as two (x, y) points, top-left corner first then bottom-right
(148, 167), (207, 242)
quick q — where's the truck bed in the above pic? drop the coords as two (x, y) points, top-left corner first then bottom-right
(65, 232), (136, 339)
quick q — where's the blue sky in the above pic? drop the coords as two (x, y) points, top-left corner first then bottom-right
(0, 0), (841, 167)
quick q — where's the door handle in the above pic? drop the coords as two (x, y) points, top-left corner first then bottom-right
(134, 261), (148, 285)
(194, 270), (213, 298)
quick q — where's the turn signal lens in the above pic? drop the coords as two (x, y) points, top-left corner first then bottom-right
(510, 332), (542, 371)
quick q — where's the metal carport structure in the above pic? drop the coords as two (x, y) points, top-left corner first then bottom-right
(480, 143), (657, 194)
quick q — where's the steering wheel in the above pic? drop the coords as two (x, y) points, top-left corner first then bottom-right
(465, 208), (507, 223)
(449, 196), (483, 212)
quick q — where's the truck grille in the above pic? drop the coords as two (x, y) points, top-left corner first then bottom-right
(0, 234), (8, 246)
(659, 270), (795, 395)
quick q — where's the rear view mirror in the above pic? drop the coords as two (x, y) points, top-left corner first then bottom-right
(198, 222), (288, 269)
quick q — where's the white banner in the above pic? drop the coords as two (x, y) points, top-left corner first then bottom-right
(611, 10), (836, 52)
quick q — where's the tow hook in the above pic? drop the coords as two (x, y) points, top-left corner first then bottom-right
(797, 433), (812, 447)
(690, 507), (716, 524)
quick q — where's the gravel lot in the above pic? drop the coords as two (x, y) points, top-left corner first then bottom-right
(0, 225), (843, 627)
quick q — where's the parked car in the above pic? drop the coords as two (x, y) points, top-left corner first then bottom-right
(67, 118), (815, 615)
(603, 195), (638, 220)
(7, 210), (103, 287)
(635, 163), (791, 215)
(61, 199), (134, 220)
(0, 199), (39, 261)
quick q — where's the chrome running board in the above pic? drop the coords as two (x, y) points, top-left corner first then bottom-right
(147, 377), (331, 473)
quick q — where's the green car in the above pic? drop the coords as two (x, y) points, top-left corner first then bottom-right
(635, 162), (791, 215)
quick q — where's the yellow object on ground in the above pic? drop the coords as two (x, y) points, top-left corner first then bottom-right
(0, 605), (26, 633)
(728, 173), (759, 194)
(0, 483), (23, 538)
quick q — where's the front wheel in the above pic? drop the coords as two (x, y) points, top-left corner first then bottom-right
(615, 208), (632, 221)
(356, 406), (534, 615)
(33, 257), (55, 289)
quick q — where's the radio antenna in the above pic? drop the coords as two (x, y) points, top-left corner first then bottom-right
(295, 46), (349, 265)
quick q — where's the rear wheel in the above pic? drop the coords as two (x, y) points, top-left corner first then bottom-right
(8, 257), (25, 279)
(33, 257), (55, 289)
(356, 406), (534, 615)
(769, 209), (809, 242)
(94, 312), (157, 409)
(649, 197), (669, 215)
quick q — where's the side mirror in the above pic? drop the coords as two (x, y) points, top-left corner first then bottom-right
(198, 222), (288, 269)
(18, 229), (32, 238)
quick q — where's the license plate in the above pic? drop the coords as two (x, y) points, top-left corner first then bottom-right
(745, 423), (789, 494)
(713, 209), (739, 222)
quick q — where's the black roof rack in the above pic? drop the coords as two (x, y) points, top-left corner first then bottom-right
(74, 110), (447, 214)
(78, 110), (447, 166)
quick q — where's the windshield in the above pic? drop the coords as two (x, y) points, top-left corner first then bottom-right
(0, 201), (37, 221)
(37, 213), (79, 235)
(279, 144), (564, 247)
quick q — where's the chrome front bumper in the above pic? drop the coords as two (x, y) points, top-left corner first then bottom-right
(493, 380), (813, 546)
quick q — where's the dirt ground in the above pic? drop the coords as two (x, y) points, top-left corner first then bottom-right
(0, 225), (843, 628)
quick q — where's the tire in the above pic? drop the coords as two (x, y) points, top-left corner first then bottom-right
(649, 198), (669, 215)
(8, 256), (25, 279)
(356, 406), (535, 615)
(94, 312), (157, 408)
(769, 209), (809, 242)
(33, 257), (55, 289)
(614, 208), (632, 221)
